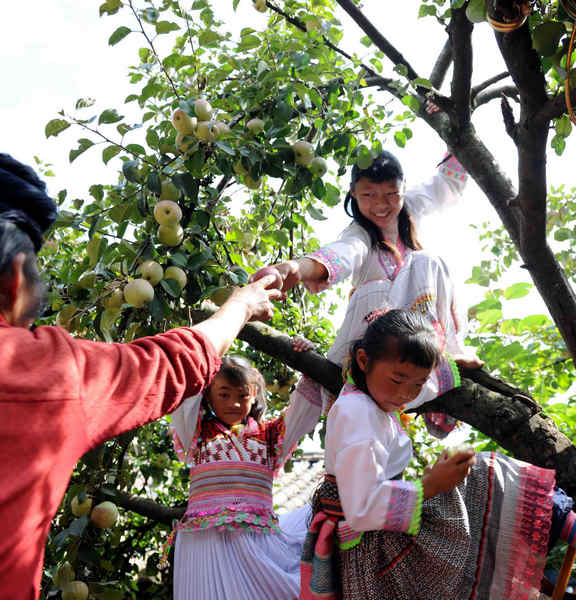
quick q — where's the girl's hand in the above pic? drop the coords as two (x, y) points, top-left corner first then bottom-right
(453, 354), (484, 370)
(421, 449), (476, 500)
(292, 335), (314, 352)
(249, 261), (301, 294)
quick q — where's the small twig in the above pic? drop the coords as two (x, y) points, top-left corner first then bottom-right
(128, 0), (182, 101)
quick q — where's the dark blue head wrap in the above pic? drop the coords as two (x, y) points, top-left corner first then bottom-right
(0, 154), (58, 252)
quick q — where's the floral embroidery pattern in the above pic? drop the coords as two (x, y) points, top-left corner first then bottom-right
(307, 247), (346, 285)
(439, 154), (467, 182)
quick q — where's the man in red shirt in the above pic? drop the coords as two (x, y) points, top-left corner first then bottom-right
(0, 154), (282, 599)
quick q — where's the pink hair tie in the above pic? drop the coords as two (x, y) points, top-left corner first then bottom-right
(364, 308), (390, 324)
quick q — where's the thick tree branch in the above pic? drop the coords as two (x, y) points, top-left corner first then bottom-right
(447, 7), (474, 128)
(429, 38), (453, 90)
(501, 94), (519, 143)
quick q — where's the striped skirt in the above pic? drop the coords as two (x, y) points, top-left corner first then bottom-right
(301, 452), (556, 600)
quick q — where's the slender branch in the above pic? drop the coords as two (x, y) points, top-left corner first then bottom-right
(474, 85), (519, 109)
(429, 38), (453, 90)
(471, 71), (511, 98)
(65, 113), (156, 167)
(128, 0), (181, 101)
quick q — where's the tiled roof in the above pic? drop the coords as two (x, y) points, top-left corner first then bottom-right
(273, 452), (325, 514)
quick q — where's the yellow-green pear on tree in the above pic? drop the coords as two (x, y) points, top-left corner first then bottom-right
(160, 181), (180, 201)
(164, 266), (188, 290)
(210, 286), (235, 306)
(233, 159), (249, 176)
(213, 121), (230, 139)
(103, 287), (124, 310)
(292, 140), (315, 165)
(244, 175), (261, 189)
(157, 224), (184, 246)
(309, 156), (328, 177)
(90, 501), (119, 528)
(194, 98), (212, 121)
(70, 495), (93, 517)
(61, 581), (89, 600)
(123, 279), (154, 308)
(175, 132), (195, 154)
(171, 109), (196, 135)
(246, 118), (265, 134)
(196, 121), (215, 142)
(154, 200), (182, 226)
(253, 0), (266, 12)
(53, 561), (75, 589)
(138, 260), (164, 286)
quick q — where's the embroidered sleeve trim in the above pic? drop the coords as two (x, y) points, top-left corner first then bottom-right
(435, 354), (460, 396)
(407, 480), (424, 536)
(439, 153), (468, 182)
(305, 247), (346, 286)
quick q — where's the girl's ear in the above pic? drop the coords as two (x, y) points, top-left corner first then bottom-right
(356, 348), (370, 373)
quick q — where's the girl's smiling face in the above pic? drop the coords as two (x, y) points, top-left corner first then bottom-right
(356, 348), (432, 412)
(351, 177), (405, 232)
(206, 375), (256, 427)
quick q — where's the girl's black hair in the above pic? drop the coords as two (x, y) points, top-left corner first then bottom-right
(0, 219), (46, 317)
(349, 309), (441, 395)
(344, 151), (422, 252)
(203, 355), (267, 422)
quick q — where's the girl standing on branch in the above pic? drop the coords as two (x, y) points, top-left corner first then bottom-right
(254, 147), (480, 434)
(301, 309), (576, 599)
(168, 355), (321, 600)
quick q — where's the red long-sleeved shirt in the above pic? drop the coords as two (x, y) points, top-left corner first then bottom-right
(0, 316), (221, 599)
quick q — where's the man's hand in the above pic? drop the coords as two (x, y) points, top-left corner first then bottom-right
(226, 276), (283, 322)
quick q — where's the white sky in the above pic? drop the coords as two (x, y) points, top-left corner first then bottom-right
(1, 0), (574, 320)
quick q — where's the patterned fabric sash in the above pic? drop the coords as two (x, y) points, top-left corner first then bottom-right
(300, 475), (344, 600)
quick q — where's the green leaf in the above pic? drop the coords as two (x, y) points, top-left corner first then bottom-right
(122, 160), (140, 183)
(126, 143), (146, 156)
(556, 114), (572, 138)
(172, 173), (199, 202)
(401, 95), (420, 112)
(75, 98), (96, 110)
(360, 36), (372, 47)
(155, 21), (180, 34)
(466, 0), (486, 23)
(307, 204), (327, 220)
(161, 278), (181, 297)
(552, 134), (566, 156)
(108, 26), (131, 46)
(45, 119), (70, 138)
(99, 0), (121, 16)
(102, 146), (121, 165)
(311, 178), (326, 200)
(394, 130), (407, 148)
(393, 64), (408, 77)
(98, 109), (124, 125)
(502, 282), (532, 299)
(69, 139), (95, 163)
(147, 171), (162, 195)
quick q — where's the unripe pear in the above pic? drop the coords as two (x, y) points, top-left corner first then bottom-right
(71, 495), (93, 517)
(175, 132), (195, 154)
(154, 200), (182, 226)
(246, 118), (265, 134)
(309, 156), (328, 177)
(171, 109), (196, 135)
(210, 286), (235, 306)
(123, 279), (154, 308)
(444, 444), (474, 459)
(152, 452), (171, 469)
(253, 0), (266, 12)
(164, 266), (187, 290)
(233, 159), (249, 176)
(56, 305), (78, 330)
(157, 225), (184, 246)
(90, 501), (119, 529)
(54, 561), (75, 589)
(103, 288), (124, 310)
(77, 272), (96, 290)
(196, 121), (215, 142)
(138, 260), (164, 286)
(213, 121), (230, 139)
(160, 181), (180, 202)
(244, 175), (261, 190)
(194, 98), (212, 121)
(62, 581), (89, 600)
(292, 140), (315, 165)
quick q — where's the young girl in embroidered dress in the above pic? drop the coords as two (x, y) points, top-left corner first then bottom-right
(301, 309), (576, 600)
(253, 149), (478, 436)
(169, 355), (320, 600)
